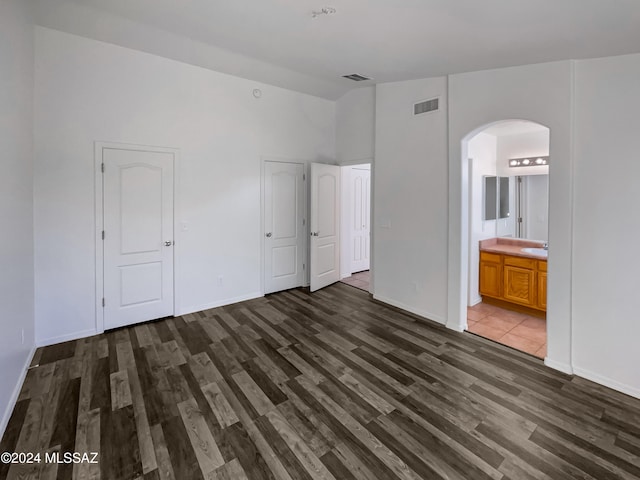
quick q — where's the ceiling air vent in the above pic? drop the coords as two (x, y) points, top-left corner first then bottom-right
(414, 98), (439, 115)
(342, 73), (371, 82)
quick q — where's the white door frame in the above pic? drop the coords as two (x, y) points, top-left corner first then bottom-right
(261, 157), (308, 294)
(339, 159), (373, 293)
(94, 141), (181, 334)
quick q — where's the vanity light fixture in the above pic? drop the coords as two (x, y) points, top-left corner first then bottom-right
(508, 155), (550, 168)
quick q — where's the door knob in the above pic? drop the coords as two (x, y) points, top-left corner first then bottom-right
(164, 241), (173, 246)
(265, 232), (272, 238)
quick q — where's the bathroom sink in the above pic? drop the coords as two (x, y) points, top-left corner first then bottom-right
(521, 247), (548, 257)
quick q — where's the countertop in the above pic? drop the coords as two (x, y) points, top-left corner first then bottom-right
(479, 237), (547, 260)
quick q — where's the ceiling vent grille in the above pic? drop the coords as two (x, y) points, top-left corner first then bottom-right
(414, 98), (439, 115)
(342, 74), (371, 82)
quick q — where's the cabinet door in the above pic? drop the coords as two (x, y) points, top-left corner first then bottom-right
(480, 261), (501, 298)
(537, 272), (547, 310)
(503, 265), (535, 306)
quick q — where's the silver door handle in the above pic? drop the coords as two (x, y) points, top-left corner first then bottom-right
(164, 241), (173, 246)
(265, 232), (272, 238)
(311, 232), (319, 236)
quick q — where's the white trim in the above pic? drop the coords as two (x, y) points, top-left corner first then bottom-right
(0, 346), (36, 439)
(36, 329), (98, 348)
(338, 157), (373, 167)
(94, 141), (181, 335)
(373, 294), (446, 325)
(544, 357), (574, 375)
(178, 292), (264, 316)
(573, 367), (640, 400)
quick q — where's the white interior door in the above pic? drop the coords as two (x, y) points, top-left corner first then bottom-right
(264, 161), (305, 294)
(103, 147), (174, 329)
(310, 163), (340, 292)
(350, 166), (371, 273)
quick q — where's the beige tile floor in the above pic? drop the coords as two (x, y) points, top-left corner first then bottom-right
(341, 270), (370, 292)
(467, 302), (547, 358)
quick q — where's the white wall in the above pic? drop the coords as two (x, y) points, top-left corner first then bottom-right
(34, 28), (335, 346)
(468, 133), (497, 305)
(572, 53), (640, 397)
(336, 87), (375, 164)
(448, 61), (574, 370)
(0, 0), (36, 437)
(525, 175), (549, 241)
(374, 77), (449, 323)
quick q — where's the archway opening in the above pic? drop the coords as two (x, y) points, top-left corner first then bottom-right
(462, 120), (550, 357)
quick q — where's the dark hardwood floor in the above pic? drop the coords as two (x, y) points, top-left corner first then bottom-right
(2, 283), (640, 479)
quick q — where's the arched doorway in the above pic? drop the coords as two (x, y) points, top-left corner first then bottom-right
(460, 120), (550, 357)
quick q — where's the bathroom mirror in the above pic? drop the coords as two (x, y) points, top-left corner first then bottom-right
(483, 176), (497, 220)
(483, 176), (509, 221)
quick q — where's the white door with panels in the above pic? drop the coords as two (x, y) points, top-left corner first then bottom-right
(102, 147), (175, 330)
(350, 166), (371, 274)
(263, 161), (305, 294)
(310, 163), (341, 292)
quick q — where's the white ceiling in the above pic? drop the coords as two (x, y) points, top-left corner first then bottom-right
(34, 0), (640, 99)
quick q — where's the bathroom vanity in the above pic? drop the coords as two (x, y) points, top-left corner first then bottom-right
(479, 238), (547, 313)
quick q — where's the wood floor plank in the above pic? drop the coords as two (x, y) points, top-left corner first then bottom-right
(207, 458), (250, 480)
(3, 283), (640, 480)
(201, 382), (239, 429)
(150, 423), (176, 480)
(110, 370), (133, 410)
(177, 397), (224, 476)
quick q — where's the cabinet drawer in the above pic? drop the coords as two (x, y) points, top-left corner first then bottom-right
(538, 260), (547, 272)
(504, 255), (535, 269)
(480, 251), (502, 264)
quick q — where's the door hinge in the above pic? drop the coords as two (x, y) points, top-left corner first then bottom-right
(303, 218), (306, 226)
(101, 163), (104, 173)
(518, 217), (523, 223)
(101, 230), (105, 240)
(303, 174), (306, 181)
(102, 298), (105, 307)
(303, 263), (305, 270)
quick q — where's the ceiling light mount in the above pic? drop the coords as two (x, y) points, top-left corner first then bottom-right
(312, 7), (336, 18)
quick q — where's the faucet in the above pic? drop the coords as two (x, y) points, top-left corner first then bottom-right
(543, 242), (548, 250)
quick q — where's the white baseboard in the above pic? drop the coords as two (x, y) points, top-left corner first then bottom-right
(544, 357), (574, 375)
(446, 321), (466, 332)
(469, 296), (482, 307)
(373, 294), (445, 325)
(178, 292), (263, 316)
(573, 366), (640, 400)
(36, 328), (98, 348)
(0, 346), (36, 440)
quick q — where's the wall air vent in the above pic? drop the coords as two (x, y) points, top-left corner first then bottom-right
(414, 98), (439, 115)
(342, 74), (371, 82)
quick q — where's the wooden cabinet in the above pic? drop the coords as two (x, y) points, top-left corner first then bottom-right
(537, 272), (547, 310)
(479, 251), (547, 312)
(503, 265), (536, 306)
(479, 252), (501, 298)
